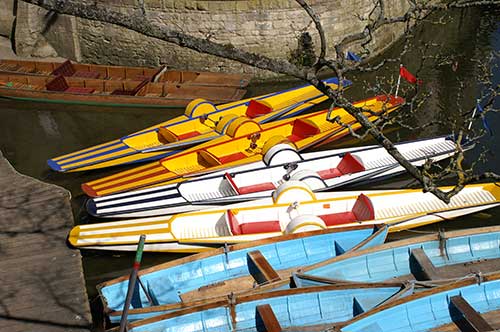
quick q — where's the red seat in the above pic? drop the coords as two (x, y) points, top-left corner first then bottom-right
(318, 153), (365, 180)
(224, 173), (275, 195)
(111, 78), (149, 96)
(65, 86), (96, 94)
(319, 194), (374, 226)
(245, 100), (273, 118)
(227, 210), (242, 235)
(218, 152), (247, 164)
(46, 75), (70, 92)
(288, 118), (320, 142)
(227, 209), (281, 235)
(352, 194), (375, 220)
(240, 221), (281, 234)
(176, 131), (201, 140)
(238, 182), (276, 195)
(51, 60), (75, 76)
(319, 212), (357, 226)
(46, 75), (94, 94)
(73, 70), (100, 79)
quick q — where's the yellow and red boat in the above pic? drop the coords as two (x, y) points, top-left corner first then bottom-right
(48, 77), (349, 172)
(82, 95), (404, 197)
(69, 182), (500, 252)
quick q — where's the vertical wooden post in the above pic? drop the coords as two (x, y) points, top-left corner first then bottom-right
(119, 234), (146, 332)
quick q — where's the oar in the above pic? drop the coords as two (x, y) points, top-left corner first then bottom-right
(119, 234), (146, 332)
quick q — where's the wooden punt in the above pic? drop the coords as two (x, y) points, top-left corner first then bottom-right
(68, 182), (500, 252)
(0, 72), (247, 108)
(96, 224), (386, 322)
(0, 59), (250, 88)
(47, 77), (349, 172)
(341, 271), (500, 332)
(80, 95), (404, 197)
(87, 135), (470, 218)
(111, 283), (411, 331)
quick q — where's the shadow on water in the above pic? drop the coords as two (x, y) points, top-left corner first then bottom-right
(0, 7), (500, 331)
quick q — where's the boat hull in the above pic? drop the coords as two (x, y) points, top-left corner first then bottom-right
(48, 77), (349, 172)
(68, 183), (500, 252)
(81, 95), (403, 196)
(87, 135), (467, 218)
(97, 225), (386, 321)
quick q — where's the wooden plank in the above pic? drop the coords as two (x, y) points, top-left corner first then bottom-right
(0, 151), (91, 332)
(449, 295), (494, 332)
(247, 250), (280, 285)
(256, 304), (282, 332)
(410, 248), (440, 280)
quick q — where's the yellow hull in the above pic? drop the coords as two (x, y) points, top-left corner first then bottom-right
(82, 95), (404, 196)
(69, 182), (500, 252)
(49, 78), (347, 172)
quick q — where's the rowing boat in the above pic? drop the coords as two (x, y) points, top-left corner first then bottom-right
(47, 77), (350, 172)
(292, 224), (500, 287)
(87, 135), (470, 218)
(105, 225), (500, 324)
(81, 95), (404, 197)
(68, 182), (500, 252)
(0, 59), (250, 87)
(341, 271), (500, 332)
(117, 284), (410, 331)
(97, 225), (386, 321)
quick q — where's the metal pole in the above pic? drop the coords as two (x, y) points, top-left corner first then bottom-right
(119, 234), (146, 332)
(467, 99), (479, 131)
(395, 64), (402, 98)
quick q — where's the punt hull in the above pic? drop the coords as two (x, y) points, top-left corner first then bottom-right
(68, 182), (500, 252)
(47, 77), (348, 172)
(87, 135), (467, 218)
(81, 95), (404, 196)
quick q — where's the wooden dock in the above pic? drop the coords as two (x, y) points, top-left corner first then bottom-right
(0, 150), (91, 332)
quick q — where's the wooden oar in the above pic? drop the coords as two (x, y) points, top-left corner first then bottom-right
(119, 234), (146, 332)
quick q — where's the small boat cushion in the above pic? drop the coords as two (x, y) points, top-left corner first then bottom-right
(319, 212), (357, 226)
(73, 70), (101, 79)
(65, 87), (95, 94)
(319, 194), (374, 226)
(45, 75), (95, 94)
(238, 182), (276, 195)
(110, 78), (150, 96)
(158, 126), (201, 143)
(352, 194), (375, 220)
(51, 60), (76, 76)
(217, 152), (247, 164)
(46, 75), (70, 92)
(224, 173), (275, 195)
(245, 99), (273, 118)
(318, 153), (365, 179)
(240, 221), (281, 235)
(288, 118), (321, 142)
(176, 131), (202, 141)
(227, 209), (281, 235)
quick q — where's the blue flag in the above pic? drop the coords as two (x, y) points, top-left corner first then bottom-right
(477, 101), (493, 136)
(346, 51), (361, 62)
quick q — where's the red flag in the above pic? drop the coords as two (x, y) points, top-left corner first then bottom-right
(399, 66), (423, 85)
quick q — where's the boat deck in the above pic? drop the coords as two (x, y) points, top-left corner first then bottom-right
(0, 151), (91, 332)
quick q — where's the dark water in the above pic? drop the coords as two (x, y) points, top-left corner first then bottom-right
(1, 7), (500, 331)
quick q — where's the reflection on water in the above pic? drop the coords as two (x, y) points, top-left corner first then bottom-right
(0, 7), (499, 331)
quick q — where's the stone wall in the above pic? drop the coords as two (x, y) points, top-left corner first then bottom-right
(0, 0), (15, 38)
(8, 0), (410, 78)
